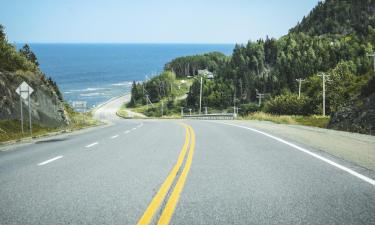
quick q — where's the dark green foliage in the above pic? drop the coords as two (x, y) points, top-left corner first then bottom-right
(0, 26), (37, 72)
(0, 24), (63, 102)
(186, 78), (234, 110)
(129, 71), (176, 106)
(164, 52), (229, 78)
(264, 93), (313, 115)
(290, 0), (375, 37)
(19, 44), (39, 67)
(361, 77), (375, 97)
(238, 103), (260, 116)
(183, 0), (375, 114)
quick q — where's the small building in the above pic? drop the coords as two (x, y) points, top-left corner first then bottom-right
(198, 69), (214, 79)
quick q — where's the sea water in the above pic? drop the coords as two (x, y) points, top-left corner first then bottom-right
(25, 43), (234, 108)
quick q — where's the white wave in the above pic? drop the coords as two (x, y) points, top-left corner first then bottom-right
(80, 92), (104, 97)
(67, 87), (109, 92)
(111, 81), (132, 86)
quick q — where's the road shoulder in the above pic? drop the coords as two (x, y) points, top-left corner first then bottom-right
(226, 120), (375, 173)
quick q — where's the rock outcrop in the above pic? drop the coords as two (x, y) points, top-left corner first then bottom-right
(0, 71), (69, 127)
(328, 92), (375, 135)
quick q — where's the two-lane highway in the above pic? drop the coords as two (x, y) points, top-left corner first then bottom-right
(0, 98), (375, 224)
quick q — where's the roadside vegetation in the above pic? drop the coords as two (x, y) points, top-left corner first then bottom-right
(0, 104), (100, 143)
(243, 112), (330, 128)
(126, 0), (375, 133)
(0, 25), (101, 144)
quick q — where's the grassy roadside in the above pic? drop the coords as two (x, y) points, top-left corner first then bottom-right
(241, 112), (330, 128)
(0, 105), (101, 144)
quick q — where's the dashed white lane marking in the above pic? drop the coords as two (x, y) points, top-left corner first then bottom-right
(131, 127), (137, 131)
(85, 142), (98, 148)
(213, 121), (375, 187)
(137, 123), (144, 128)
(110, 135), (119, 139)
(124, 130), (130, 134)
(38, 156), (63, 166)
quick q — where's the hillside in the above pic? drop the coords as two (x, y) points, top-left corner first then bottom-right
(128, 0), (375, 134)
(0, 25), (69, 128)
(290, 0), (375, 37)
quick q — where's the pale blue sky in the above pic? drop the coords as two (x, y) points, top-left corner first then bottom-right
(0, 0), (319, 43)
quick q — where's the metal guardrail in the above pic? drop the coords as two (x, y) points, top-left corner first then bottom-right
(182, 113), (235, 120)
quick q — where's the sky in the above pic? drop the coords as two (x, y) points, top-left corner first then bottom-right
(0, 0), (319, 44)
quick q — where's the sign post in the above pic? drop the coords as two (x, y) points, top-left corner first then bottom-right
(72, 101), (87, 123)
(16, 81), (34, 135)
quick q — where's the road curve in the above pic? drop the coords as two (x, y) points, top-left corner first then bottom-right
(0, 97), (374, 224)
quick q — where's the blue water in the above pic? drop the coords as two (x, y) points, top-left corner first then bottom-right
(26, 44), (234, 108)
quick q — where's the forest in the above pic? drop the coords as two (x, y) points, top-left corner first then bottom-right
(130, 0), (375, 120)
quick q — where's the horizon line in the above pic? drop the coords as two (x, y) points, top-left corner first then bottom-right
(12, 42), (237, 45)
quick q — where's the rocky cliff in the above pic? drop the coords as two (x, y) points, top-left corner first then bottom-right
(0, 71), (69, 127)
(328, 92), (375, 135)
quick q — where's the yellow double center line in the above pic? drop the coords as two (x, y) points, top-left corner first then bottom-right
(137, 123), (196, 225)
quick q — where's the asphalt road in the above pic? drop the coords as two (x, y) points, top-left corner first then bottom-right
(0, 101), (375, 224)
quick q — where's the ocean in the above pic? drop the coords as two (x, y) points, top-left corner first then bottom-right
(25, 44), (234, 108)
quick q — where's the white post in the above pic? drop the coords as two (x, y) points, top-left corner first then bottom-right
(146, 94), (149, 110)
(256, 93), (264, 106)
(318, 73), (330, 117)
(189, 108), (192, 116)
(367, 52), (375, 74)
(19, 89), (24, 134)
(199, 76), (202, 115)
(28, 86), (32, 135)
(205, 106), (208, 115)
(181, 107), (184, 117)
(161, 100), (163, 116)
(296, 78), (305, 99)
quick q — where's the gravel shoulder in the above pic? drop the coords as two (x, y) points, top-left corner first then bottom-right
(230, 120), (375, 172)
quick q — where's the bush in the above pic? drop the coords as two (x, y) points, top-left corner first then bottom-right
(238, 103), (260, 116)
(264, 93), (313, 115)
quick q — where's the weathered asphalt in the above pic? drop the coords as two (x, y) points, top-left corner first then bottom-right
(0, 102), (374, 224)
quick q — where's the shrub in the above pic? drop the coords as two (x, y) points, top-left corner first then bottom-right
(264, 93), (313, 115)
(238, 103), (260, 116)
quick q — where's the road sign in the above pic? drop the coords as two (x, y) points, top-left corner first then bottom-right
(16, 81), (34, 100)
(72, 101), (87, 123)
(15, 81), (34, 135)
(72, 101), (87, 109)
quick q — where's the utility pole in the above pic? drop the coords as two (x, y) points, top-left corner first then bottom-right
(199, 76), (203, 115)
(296, 78), (305, 99)
(367, 52), (375, 74)
(161, 100), (163, 117)
(318, 72), (330, 117)
(256, 90), (264, 107)
(146, 94), (149, 110)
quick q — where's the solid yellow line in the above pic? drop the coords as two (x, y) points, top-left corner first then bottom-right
(157, 125), (196, 225)
(136, 124), (190, 225)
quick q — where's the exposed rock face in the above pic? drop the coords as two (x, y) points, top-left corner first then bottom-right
(328, 93), (375, 135)
(0, 71), (69, 127)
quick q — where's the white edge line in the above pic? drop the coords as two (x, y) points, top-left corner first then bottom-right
(110, 135), (119, 139)
(212, 121), (375, 186)
(38, 156), (63, 166)
(85, 142), (98, 148)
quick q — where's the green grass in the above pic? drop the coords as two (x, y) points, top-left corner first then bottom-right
(0, 105), (101, 144)
(242, 112), (330, 128)
(0, 120), (60, 143)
